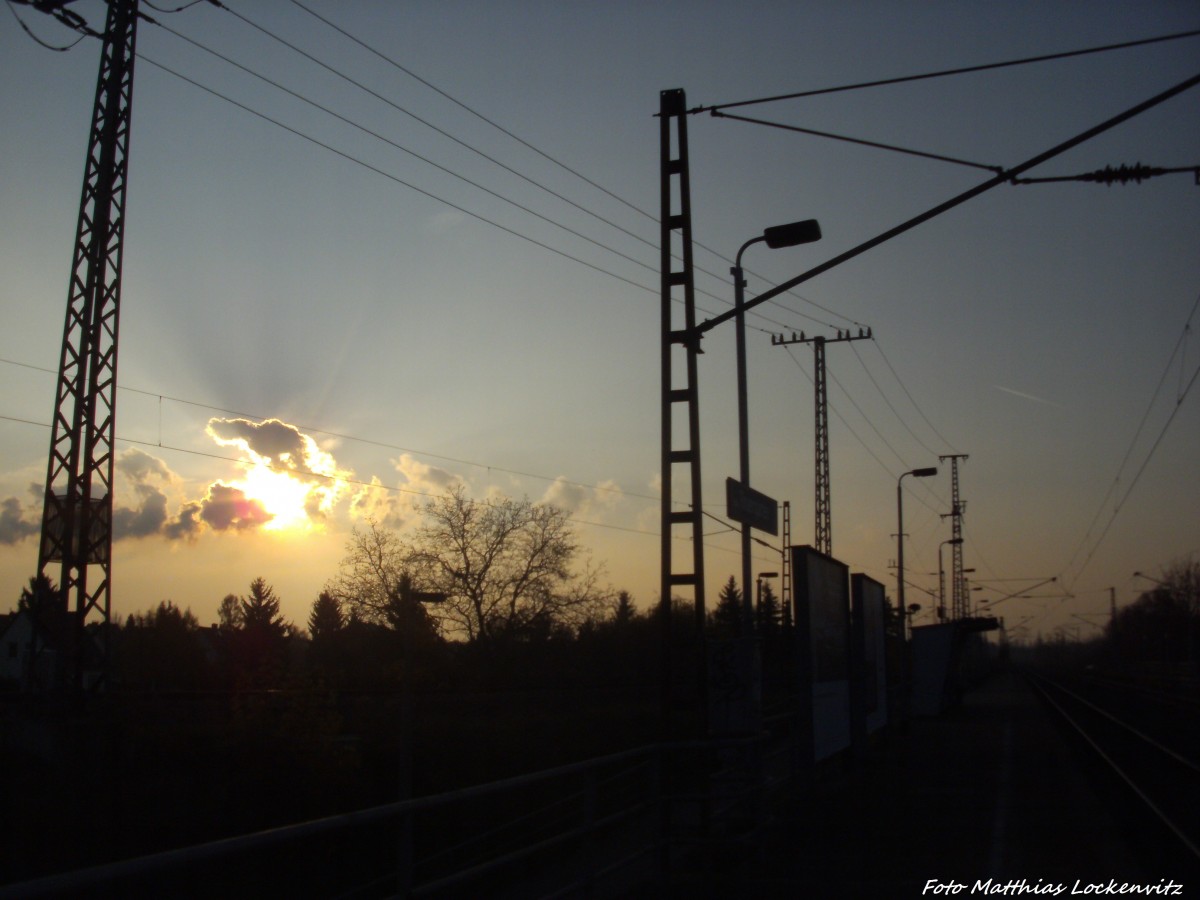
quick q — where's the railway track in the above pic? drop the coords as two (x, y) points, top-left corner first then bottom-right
(1025, 669), (1200, 880)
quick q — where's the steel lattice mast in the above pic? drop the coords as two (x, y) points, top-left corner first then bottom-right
(37, 0), (140, 691)
(939, 454), (968, 620)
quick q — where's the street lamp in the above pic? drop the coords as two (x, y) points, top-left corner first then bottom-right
(938, 538), (963, 620)
(756, 571), (779, 630)
(733, 219), (821, 626)
(896, 466), (938, 636)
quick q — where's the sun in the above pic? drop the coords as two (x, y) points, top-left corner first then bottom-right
(238, 464), (313, 531)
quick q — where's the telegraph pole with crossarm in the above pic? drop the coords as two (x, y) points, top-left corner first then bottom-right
(771, 328), (872, 557)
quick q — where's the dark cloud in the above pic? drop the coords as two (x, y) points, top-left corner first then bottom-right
(0, 496), (39, 545)
(199, 482), (273, 531)
(163, 502), (203, 542)
(207, 417), (308, 467)
(110, 449), (175, 540)
(112, 488), (168, 540)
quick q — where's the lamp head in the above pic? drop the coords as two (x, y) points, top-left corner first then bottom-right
(763, 219), (822, 249)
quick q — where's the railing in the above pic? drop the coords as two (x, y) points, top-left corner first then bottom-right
(0, 744), (665, 899)
(0, 724), (806, 899)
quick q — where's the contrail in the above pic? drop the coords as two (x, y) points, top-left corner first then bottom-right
(994, 385), (1063, 408)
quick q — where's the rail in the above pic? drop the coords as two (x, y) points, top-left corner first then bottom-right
(1025, 669), (1200, 870)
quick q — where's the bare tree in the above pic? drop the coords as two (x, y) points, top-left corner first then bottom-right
(326, 520), (413, 628)
(217, 593), (243, 631)
(406, 485), (611, 642)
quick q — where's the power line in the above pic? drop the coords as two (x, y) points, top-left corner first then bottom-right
(205, 4), (671, 266)
(1063, 292), (1200, 588)
(135, 36), (816, 336)
(849, 341), (945, 461)
(201, 3), (831, 333)
(139, 54), (666, 299)
(283, 0), (858, 332)
(0, 412), (665, 543)
(201, 5), (850, 336)
(0, 356), (662, 507)
(149, 19), (664, 282)
(869, 341), (962, 455)
(286, 0), (655, 241)
(1067, 349), (1200, 591)
(780, 345), (946, 519)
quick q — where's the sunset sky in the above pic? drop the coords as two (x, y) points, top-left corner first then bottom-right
(2, 1), (1197, 642)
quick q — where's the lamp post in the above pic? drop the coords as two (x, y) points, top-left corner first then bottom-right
(938, 537), (963, 620)
(896, 466), (938, 637)
(733, 219), (821, 627)
(756, 571), (779, 631)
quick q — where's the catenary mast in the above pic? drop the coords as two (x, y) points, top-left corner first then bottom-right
(36, 0), (140, 691)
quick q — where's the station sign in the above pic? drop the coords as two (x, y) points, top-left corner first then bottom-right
(725, 477), (778, 535)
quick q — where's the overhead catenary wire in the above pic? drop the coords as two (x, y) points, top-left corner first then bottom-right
(710, 109), (1004, 174)
(697, 68), (1200, 336)
(5, 0), (91, 50)
(690, 27), (1200, 113)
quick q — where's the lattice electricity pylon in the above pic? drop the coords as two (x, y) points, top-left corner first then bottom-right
(772, 328), (872, 556)
(938, 454), (969, 620)
(37, 0), (140, 692)
(780, 499), (792, 618)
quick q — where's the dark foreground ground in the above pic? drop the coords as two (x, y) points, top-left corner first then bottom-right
(665, 669), (1192, 899)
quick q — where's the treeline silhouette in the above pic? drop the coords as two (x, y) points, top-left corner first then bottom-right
(1, 566), (744, 884)
(0, 559), (809, 887)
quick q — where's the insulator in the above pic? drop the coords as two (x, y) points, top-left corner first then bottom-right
(1082, 162), (1165, 186)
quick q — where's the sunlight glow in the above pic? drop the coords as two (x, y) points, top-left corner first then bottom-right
(237, 464), (313, 531)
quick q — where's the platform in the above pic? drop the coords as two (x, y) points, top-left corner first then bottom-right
(672, 669), (1172, 898)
